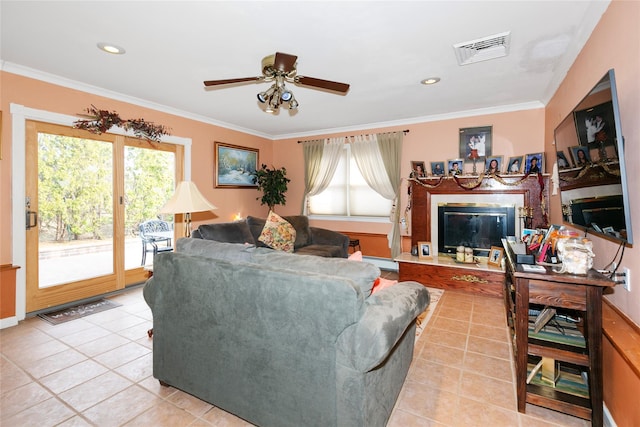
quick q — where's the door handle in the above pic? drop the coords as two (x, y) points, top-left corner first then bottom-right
(26, 210), (38, 230)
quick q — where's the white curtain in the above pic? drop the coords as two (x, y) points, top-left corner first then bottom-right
(301, 138), (343, 214)
(350, 131), (404, 258)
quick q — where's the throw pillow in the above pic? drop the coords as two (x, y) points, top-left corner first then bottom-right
(371, 277), (398, 294)
(258, 211), (297, 253)
(348, 250), (363, 262)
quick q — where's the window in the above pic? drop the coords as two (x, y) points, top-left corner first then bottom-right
(308, 145), (392, 217)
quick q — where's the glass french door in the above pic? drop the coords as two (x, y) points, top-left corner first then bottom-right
(25, 121), (179, 313)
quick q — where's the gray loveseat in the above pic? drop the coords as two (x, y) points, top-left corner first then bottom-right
(192, 214), (350, 258)
(144, 238), (430, 427)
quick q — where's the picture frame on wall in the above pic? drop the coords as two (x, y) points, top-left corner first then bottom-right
(507, 156), (523, 174)
(430, 161), (445, 176)
(488, 246), (504, 266)
(418, 241), (433, 259)
(459, 126), (492, 163)
(410, 160), (426, 178)
(214, 141), (259, 188)
(484, 155), (503, 175)
(556, 150), (571, 169)
(447, 158), (464, 176)
(524, 153), (544, 174)
(569, 145), (591, 167)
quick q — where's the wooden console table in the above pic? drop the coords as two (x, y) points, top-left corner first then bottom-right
(503, 241), (615, 425)
(395, 253), (504, 297)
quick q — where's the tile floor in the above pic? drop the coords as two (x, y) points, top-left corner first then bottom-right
(1, 278), (591, 426)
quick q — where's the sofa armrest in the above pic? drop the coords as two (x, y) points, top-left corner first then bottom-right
(309, 227), (350, 258)
(336, 282), (430, 372)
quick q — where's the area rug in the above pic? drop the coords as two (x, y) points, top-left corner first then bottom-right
(415, 287), (444, 342)
(38, 299), (121, 325)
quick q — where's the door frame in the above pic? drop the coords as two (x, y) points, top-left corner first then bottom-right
(10, 103), (192, 322)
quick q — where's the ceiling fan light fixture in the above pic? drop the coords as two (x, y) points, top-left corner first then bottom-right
(289, 97), (299, 110)
(280, 89), (293, 102)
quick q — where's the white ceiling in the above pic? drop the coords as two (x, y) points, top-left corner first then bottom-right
(1, 1), (610, 139)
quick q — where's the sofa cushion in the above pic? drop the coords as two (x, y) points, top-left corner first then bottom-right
(195, 221), (255, 244)
(176, 238), (255, 263)
(251, 248), (380, 296)
(295, 245), (344, 258)
(258, 211), (296, 253)
(281, 215), (313, 248)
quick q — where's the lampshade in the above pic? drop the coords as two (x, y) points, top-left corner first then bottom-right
(160, 181), (217, 214)
(160, 181), (217, 237)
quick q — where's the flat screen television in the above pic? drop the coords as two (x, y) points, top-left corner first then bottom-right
(554, 69), (633, 244)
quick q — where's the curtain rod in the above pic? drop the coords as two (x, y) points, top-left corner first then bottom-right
(297, 129), (409, 143)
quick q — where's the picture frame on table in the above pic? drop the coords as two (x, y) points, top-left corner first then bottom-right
(459, 126), (492, 163)
(524, 152), (544, 174)
(410, 160), (426, 178)
(569, 145), (592, 167)
(507, 156), (523, 174)
(488, 246), (504, 266)
(418, 241), (433, 259)
(214, 141), (259, 188)
(430, 161), (445, 176)
(484, 155), (504, 175)
(447, 158), (464, 176)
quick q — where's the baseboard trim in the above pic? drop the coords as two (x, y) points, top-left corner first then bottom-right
(363, 256), (397, 272)
(604, 402), (617, 427)
(0, 316), (18, 329)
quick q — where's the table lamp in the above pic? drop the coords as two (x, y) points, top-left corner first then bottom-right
(159, 181), (217, 237)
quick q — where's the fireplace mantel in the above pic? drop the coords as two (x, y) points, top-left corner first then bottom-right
(410, 174), (550, 248)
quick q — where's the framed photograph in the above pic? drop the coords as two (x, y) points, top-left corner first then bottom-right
(418, 241), (433, 259)
(410, 160), (426, 178)
(506, 156), (523, 174)
(556, 150), (571, 169)
(430, 161), (445, 176)
(573, 101), (615, 147)
(569, 145), (591, 167)
(447, 158), (464, 176)
(524, 153), (544, 174)
(459, 126), (492, 163)
(488, 246), (504, 266)
(214, 142), (259, 188)
(484, 155), (503, 175)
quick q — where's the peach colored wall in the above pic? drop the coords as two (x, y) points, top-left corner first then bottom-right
(273, 108), (545, 235)
(0, 71), (272, 265)
(545, 0), (640, 325)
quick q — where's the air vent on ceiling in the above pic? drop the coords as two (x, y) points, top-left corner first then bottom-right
(453, 31), (511, 65)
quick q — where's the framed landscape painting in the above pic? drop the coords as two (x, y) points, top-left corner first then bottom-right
(214, 142), (259, 188)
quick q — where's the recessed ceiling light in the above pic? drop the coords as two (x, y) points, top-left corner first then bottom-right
(421, 77), (440, 85)
(97, 42), (126, 55)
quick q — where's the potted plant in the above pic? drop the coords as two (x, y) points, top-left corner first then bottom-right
(253, 164), (291, 211)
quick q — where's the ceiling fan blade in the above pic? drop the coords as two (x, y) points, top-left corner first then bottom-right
(296, 76), (350, 93)
(273, 52), (298, 73)
(203, 77), (261, 87)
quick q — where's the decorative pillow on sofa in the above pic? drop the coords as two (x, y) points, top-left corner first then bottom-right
(258, 211), (297, 253)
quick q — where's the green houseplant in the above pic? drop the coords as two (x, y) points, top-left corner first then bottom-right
(253, 164), (291, 211)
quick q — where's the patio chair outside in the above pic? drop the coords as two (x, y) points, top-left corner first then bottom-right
(139, 219), (173, 265)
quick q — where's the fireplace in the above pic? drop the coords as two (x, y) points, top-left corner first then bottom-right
(410, 176), (549, 256)
(438, 203), (516, 256)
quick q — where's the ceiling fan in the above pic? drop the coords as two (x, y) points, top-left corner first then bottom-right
(203, 52), (350, 113)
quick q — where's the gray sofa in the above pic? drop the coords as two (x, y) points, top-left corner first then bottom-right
(144, 238), (430, 427)
(192, 215), (350, 258)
